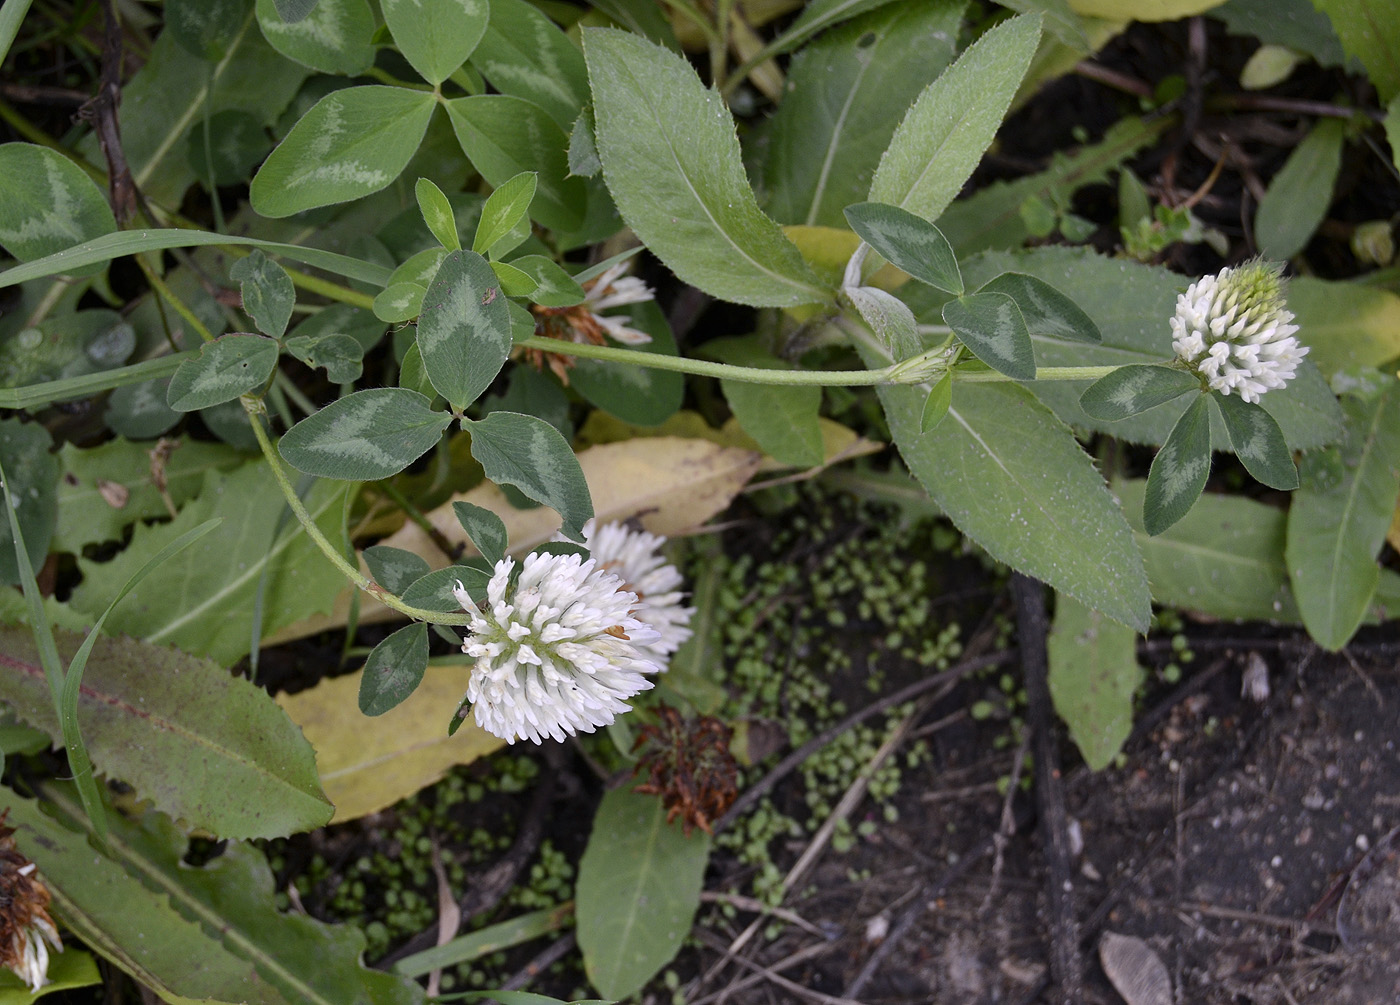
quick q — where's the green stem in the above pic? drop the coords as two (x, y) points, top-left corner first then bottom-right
(22, 278), (71, 329)
(282, 264), (376, 310)
(139, 259), (217, 343)
(366, 66), (434, 91)
(0, 353), (192, 409)
(243, 400), (470, 627)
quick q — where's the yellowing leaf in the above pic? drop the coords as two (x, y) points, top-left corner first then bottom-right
(278, 663), (503, 823)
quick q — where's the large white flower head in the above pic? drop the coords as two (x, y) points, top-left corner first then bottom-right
(452, 552), (659, 745)
(557, 519), (694, 661)
(1170, 260), (1307, 404)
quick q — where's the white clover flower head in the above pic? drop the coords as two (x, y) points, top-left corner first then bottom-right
(1169, 260), (1307, 404)
(556, 519), (695, 661)
(11, 914), (60, 993)
(525, 262), (655, 382)
(452, 552), (659, 745)
(578, 261), (654, 347)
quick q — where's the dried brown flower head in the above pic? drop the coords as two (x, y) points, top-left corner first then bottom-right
(632, 705), (739, 836)
(524, 262), (654, 384)
(0, 811), (61, 992)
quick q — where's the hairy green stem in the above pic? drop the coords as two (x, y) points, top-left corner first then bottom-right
(243, 400), (470, 627)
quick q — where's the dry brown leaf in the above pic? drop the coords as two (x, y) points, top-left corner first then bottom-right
(277, 664), (504, 824)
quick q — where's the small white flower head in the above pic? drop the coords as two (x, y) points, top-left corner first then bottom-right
(526, 262), (655, 382)
(452, 552), (659, 745)
(558, 519), (695, 661)
(1170, 260), (1307, 404)
(11, 915), (60, 993)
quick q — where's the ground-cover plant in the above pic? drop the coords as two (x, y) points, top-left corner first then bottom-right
(1, 0), (1399, 1001)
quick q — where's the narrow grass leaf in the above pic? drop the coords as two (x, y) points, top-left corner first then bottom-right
(1144, 393), (1211, 536)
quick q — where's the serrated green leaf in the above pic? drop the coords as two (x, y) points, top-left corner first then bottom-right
(510, 255), (586, 306)
(68, 461), (347, 665)
(1114, 478), (1297, 622)
(166, 335), (279, 411)
(1285, 386), (1400, 649)
(0, 627), (332, 837)
(445, 96), (584, 234)
(920, 373), (952, 432)
(0, 419), (56, 588)
(230, 250), (296, 338)
(1144, 393), (1211, 536)
(763, 2), (964, 227)
(251, 86), (437, 218)
(52, 437), (244, 553)
(473, 0), (590, 129)
(416, 249), (512, 411)
(416, 178), (461, 251)
(943, 291), (1035, 379)
(844, 284), (921, 359)
(468, 411), (592, 541)
(868, 14), (1041, 221)
(576, 787), (709, 1000)
(4, 785), (424, 1005)
(855, 326), (1151, 630)
(374, 282), (428, 323)
(1212, 392), (1298, 490)
(1080, 364), (1198, 420)
(254, 0), (374, 74)
(0, 143), (116, 277)
(1047, 593), (1143, 771)
(474, 172), (538, 255)
(453, 501), (508, 564)
(583, 28), (828, 308)
(383, 0), (487, 85)
(280, 388), (452, 480)
(844, 201), (963, 293)
(1255, 117), (1344, 260)
(359, 623), (430, 716)
(976, 272), (1101, 343)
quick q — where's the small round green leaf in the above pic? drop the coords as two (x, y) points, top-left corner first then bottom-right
(401, 564), (491, 612)
(229, 250), (295, 339)
(844, 201), (963, 294)
(416, 249), (512, 411)
(942, 291), (1035, 380)
(373, 282), (427, 323)
(416, 177), (460, 251)
(452, 501), (508, 565)
(167, 335), (280, 411)
(363, 545), (432, 595)
(284, 332), (364, 383)
(250, 86), (437, 218)
(467, 410), (593, 541)
(105, 378), (181, 439)
(1080, 364), (1199, 421)
(166, 0), (248, 59)
(976, 272), (1101, 343)
(1212, 392), (1299, 490)
(358, 623), (430, 716)
(1144, 393), (1212, 536)
(0, 144), (117, 277)
(490, 260), (538, 297)
(383, 0), (487, 86)
(279, 387), (453, 480)
(255, 0), (375, 74)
